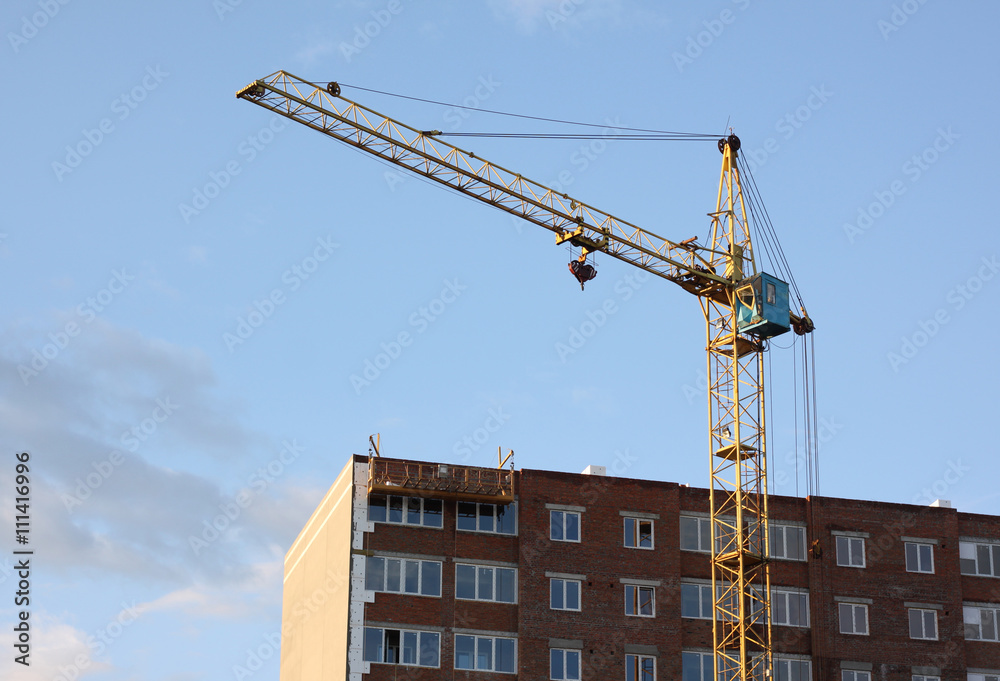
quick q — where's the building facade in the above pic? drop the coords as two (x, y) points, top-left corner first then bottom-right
(278, 455), (1000, 681)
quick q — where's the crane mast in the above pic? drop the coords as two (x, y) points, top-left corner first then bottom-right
(238, 70), (814, 680)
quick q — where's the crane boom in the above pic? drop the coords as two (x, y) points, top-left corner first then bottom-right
(238, 70), (816, 680)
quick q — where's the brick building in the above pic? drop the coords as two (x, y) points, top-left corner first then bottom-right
(278, 455), (1000, 681)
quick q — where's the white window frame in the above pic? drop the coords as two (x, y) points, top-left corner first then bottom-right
(626, 653), (656, 681)
(909, 608), (938, 640)
(905, 542), (935, 574)
(624, 584), (655, 618)
(772, 588), (810, 628)
(842, 672), (871, 681)
(365, 556), (442, 597)
(964, 604), (1000, 641)
(624, 517), (655, 549)
(550, 578), (581, 611)
(680, 582), (713, 620)
(455, 563), (517, 603)
(368, 494), (443, 528)
(838, 602), (869, 635)
(773, 656), (811, 681)
(912, 675), (940, 681)
(681, 651), (713, 681)
(456, 501), (517, 535)
(960, 540), (1000, 577)
(836, 535), (866, 568)
(550, 510), (581, 542)
(968, 674), (1000, 681)
(770, 524), (807, 561)
(680, 515), (711, 552)
(363, 626), (440, 667)
(454, 634), (516, 673)
(550, 648), (581, 680)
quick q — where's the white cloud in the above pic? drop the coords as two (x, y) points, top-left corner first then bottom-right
(0, 612), (112, 681)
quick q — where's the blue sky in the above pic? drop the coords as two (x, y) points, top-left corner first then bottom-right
(2, 1), (998, 679)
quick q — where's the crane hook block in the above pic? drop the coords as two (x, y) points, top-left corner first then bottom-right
(569, 260), (597, 290)
(327, 82), (341, 96)
(717, 134), (741, 154)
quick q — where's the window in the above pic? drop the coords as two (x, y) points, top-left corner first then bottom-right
(681, 651), (712, 681)
(363, 627), (439, 667)
(369, 495), (443, 528)
(772, 589), (809, 628)
(680, 516), (711, 552)
(550, 648), (580, 680)
(774, 658), (811, 681)
(906, 542), (935, 573)
(960, 541), (1000, 577)
(842, 672), (871, 681)
(625, 584), (655, 617)
(838, 602), (869, 635)
(457, 502), (517, 535)
(968, 675), (1000, 681)
(626, 654), (655, 681)
(770, 524), (807, 561)
(455, 564), (516, 603)
(913, 675), (940, 681)
(625, 517), (654, 549)
(365, 557), (441, 597)
(909, 608), (938, 640)
(454, 634), (516, 673)
(681, 582), (713, 619)
(836, 536), (866, 567)
(964, 604), (1000, 641)
(550, 510), (580, 542)
(550, 578), (581, 611)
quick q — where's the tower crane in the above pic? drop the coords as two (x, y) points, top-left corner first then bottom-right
(237, 71), (814, 680)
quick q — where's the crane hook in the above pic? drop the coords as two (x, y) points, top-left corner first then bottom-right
(568, 257), (597, 290)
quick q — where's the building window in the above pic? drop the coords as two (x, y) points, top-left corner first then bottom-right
(365, 557), (441, 597)
(454, 634), (516, 673)
(909, 608), (938, 640)
(836, 536), (866, 567)
(550, 578), (581, 611)
(550, 648), (580, 680)
(550, 510), (580, 542)
(842, 672), (871, 681)
(838, 602), (869, 635)
(625, 517), (654, 549)
(772, 589), (809, 628)
(964, 604), (1000, 641)
(625, 584), (655, 617)
(680, 516), (711, 552)
(680, 582), (713, 619)
(457, 502), (517, 535)
(968, 675), (1000, 681)
(681, 651), (712, 681)
(913, 676), (940, 681)
(626, 654), (655, 681)
(960, 541), (1000, 577)
(363, 627), (440, 667)
(772, 657), (811, 681)
(769, 524), (807, 561)
(455, 564), (516, 603)
(905, 542), (935, 573)
(369, 495), (443, 528)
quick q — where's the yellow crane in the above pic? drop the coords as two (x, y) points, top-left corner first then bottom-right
(237, 71), (814, 680)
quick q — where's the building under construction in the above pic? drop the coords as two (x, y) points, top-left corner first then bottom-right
(278, 454), (1000, 681)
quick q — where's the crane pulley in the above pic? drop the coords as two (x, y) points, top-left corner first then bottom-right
(238, 71), (815, 680)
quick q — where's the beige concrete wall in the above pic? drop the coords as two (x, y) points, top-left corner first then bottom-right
(280, 457), (355, 681)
